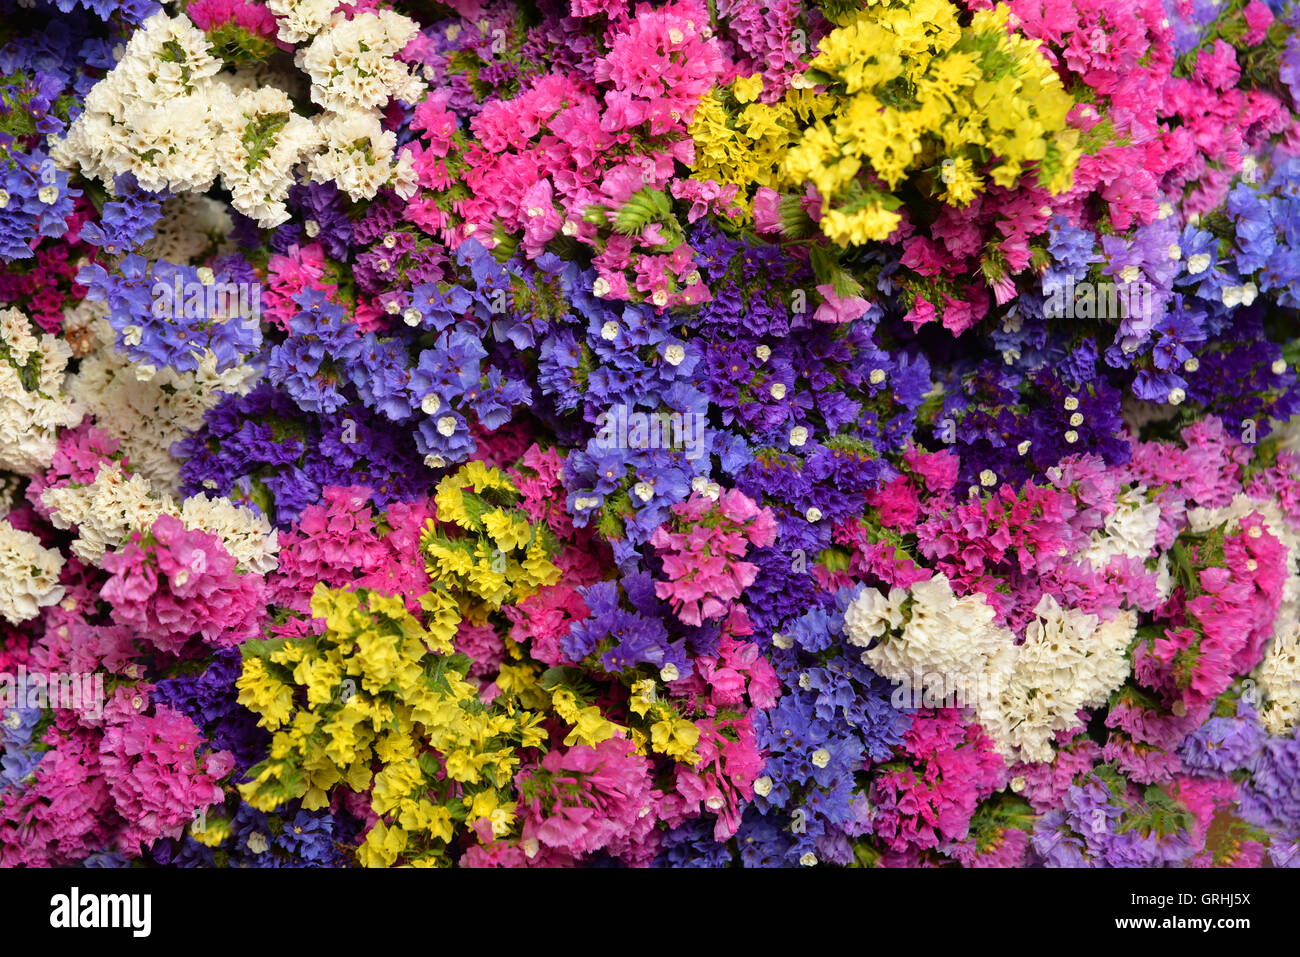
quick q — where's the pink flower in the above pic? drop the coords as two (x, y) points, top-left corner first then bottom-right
(752, 187), (783, 234)
(904, 295), (937, 331)
(812, 283), (871, 324)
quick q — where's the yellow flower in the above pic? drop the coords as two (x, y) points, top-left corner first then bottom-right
(400, 800), (455, 842)
(650, 716), (702, 764)
(629, 678), (657, 717)
(444, 748), (484, 783)
(733, 73), (763, 103)
(821, 204), (902, 245)
(236, 657), (294, 730)
(358, 821), (408, 868)
(482, 508), (531, 550)
(190, 815), (231, 847)
(939, 154), (981, 206)
(372, 757), (423, 815)
(563, 704), (626, 747)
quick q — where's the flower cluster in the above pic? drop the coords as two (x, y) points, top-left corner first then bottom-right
(1, 0), (1299, 870)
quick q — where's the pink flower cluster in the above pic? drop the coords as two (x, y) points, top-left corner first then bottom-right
(0, 687), (225, 865)
(101, 514), (266, 655)
(649, 488), (776, 626)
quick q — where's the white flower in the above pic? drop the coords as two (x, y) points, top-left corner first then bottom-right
(804, 507), (822, 523)
(214, 86), (320, 227)
(600, 320), (619, 340)
(436, 415), (457, 437)
(811, 748), (830, 769)
(306, 110), (414, 203)
(660, 663), (679, 682)
(0, 308), (82, 475)
(753, 775), (773, 797)
(842, 586), (907, 647)
(266, 0), (336, 43)
(0, 519), (65, 624)
(633, 481), (654, 502)
(1187, 253), (1211, 274)
(663, 344), (685, 366)
(789, 425), (808, 447)
(769, 382), (787, 399)
(755, 344), (771, 362)
(300, 12), (425, 114)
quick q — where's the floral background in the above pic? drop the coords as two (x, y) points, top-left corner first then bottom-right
(0, 0), (1299, 867)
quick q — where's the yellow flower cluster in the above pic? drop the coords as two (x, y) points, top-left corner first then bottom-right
(630, 678), (702, 765)
(422, 461), (560, 610)
(688, 80), (828, 222)
(692, 0), (1080, 244)
(236, 583), (547, 867)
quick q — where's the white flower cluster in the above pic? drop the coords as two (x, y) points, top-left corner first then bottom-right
(57, 10), (423, 221)
(52, 12), (227, 193)
(68, 318), (259, 494)
(215, 87), (321, 227)
(845, 574), (1016, 704)
(1257, 623), (1300, 735)
(1079, 487), (1161, 569)
(0, 307), (83, 475)
(42, 462), (278, 574)
(298, 12), (425, 113)
(266, 0), (337, 45)
(981, 596), (1135, 764)
(138, 194), (238, 265)
(43, 463), (169, 564)
(306, 110), (418, 202)
(844, 575), (1136, 763)
(0, 518), (66, 625)
(176, 494), (280, 576)
(297, 13), (423, 202)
